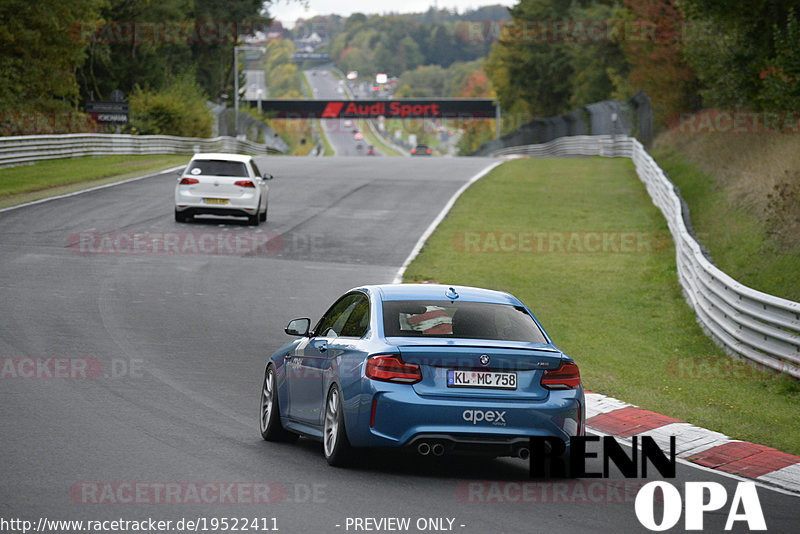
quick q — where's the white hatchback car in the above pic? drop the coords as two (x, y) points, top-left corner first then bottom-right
(174, 153), (272, 226)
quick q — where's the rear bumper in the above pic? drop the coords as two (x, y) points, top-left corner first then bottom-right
(346, 381), (584, 454)
(174, 188), (260, 216)
(175, 206), (256, 218)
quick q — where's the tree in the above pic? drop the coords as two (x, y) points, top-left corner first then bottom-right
(263, 39), (302, 99)
(619, 0), (698, 124)
(565, 2), (630, 109)
(485, 0), (573, 118)
(680, 0), (800, 110)
(190, 0), (270, 101)
(0, 0), (105, 111)
(127, 75), (211, 137)
(78, 0), (194, 102)
(78, 0), (268, 102)
(760, 8), (800, 110)
(454, 64), (497, 154)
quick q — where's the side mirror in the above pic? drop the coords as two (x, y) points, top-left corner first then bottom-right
(285, 318), (311, 337)
(262, 173), (273, 180)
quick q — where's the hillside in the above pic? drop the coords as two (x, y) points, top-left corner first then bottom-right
(652, 125), (800, 301)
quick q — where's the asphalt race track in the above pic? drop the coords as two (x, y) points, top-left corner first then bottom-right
(306, 69), (382, 157)
(1, 157), (798, 533)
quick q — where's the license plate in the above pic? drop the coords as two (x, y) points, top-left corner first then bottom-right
(447, 370), (517, 390)
(203, 198), (229, 205)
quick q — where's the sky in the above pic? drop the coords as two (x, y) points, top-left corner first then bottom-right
(266, 0), (517, 27)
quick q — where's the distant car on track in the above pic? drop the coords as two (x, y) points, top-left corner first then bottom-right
(366, 145), (376, 156)
(174, 153), (272, 226)
(259, 284), (584, 466)
(411, 144), (432, 156)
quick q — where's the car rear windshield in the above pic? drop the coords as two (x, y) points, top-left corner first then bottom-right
(186, 160), (248, 177)
(382, 300), (547, 343)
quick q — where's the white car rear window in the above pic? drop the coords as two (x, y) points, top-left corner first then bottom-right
(187, 160), (248, 177)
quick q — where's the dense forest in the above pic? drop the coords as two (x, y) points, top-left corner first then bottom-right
(1, 1), (798, 138)
(0, 0), (267, 136)
(485, 0), (800, 126)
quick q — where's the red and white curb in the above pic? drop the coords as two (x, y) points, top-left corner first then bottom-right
(585, 391), (800, 494)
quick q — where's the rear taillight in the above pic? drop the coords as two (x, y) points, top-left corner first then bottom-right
(234, 180), (255, 188)
(541, 363), (581, 390)
(179, 177), (199, 185)
(411, 148), (417, 154)
(366, 355), (422, 384)
(426, 148), (431, 154)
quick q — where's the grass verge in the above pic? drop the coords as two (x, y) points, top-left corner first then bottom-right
(320, 131), (335, 156)
(358, 119), (403, 156)
(0, 155), (187, 209)
(652, 146), (800, 302)
(403, 157), (800, 454)
(302, 71), (335, 156)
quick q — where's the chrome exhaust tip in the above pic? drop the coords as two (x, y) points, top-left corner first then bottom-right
(417, 442), (431, 456)
(431, 443), (445, 456)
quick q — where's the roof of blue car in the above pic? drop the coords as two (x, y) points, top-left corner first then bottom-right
(363, 284), (522, 305)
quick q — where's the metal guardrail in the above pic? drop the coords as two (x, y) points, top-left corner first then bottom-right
(490, 135), (800, 379)
(0, 133), (284, 168)
(307, 142), (324, 156)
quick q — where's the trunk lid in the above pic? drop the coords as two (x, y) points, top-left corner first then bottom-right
(192, 175), (249, 197)
(394, 339), (565, 400)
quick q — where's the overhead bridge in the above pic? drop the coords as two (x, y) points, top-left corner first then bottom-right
(249, 99), (498, 120)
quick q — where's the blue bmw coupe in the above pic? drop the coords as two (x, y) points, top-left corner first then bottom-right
(259, 284), (584, 466)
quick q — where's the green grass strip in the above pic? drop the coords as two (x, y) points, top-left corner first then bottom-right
(320, 130), (335, 156)
(0, 155), (187, 209)
(403, 157), (800, 454)
(358, 119), (403, 157)
(302, 71), (335, 156)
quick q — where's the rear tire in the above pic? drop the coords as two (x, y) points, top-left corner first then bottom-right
(260, 365), (298, 442)
(259, 208), (267, 222)
(174, 209), (186, 223)
(323, 384), (353, 466)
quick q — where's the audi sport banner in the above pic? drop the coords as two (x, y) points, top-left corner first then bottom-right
(250, 99), (497, 119)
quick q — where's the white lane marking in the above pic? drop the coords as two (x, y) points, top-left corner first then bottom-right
(757, 463), (800, 494)
(632, 422), (733, 459)
(0, 165), (184, 214)
(585, 392), (634, 419)
(392, 160), (504, 284)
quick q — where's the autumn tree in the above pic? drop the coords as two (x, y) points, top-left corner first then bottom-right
(619, 0), (698, 124)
